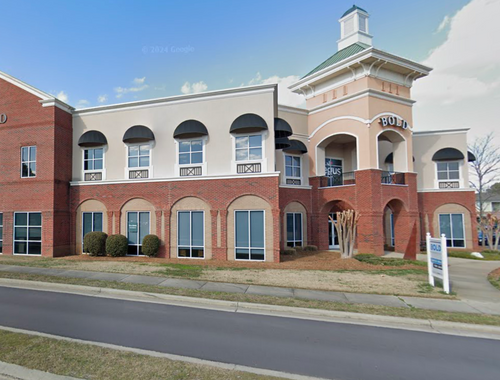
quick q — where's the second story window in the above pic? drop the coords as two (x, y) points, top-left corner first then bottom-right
(437, 161), (460, 181)
(128, 144), (150, 168)
(179, 140), (203, 165)
(285, 155), (301, 180)
(84, 148), (103, 171)
(235, 135), (262, 161)
(21, 146), (36, 178)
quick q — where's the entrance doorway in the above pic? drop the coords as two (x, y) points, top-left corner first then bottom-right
(328, 213), (339, 249)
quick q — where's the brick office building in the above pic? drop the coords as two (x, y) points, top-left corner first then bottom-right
(0, 6), (479, 261)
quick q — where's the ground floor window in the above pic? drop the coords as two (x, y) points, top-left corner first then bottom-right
(82, 212), (103, 248)
(127, 212), (150, 255)
(0, 213), (3, 253)
(14, 212), (42, 255)
(286, 212), (303, 247)
(178, 211), (204, 258)
(235, 210), (265, 261)
(439, 213), (465, 248)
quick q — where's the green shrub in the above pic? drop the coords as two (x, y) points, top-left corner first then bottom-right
(303, 245), (318, 251)
(83, 231), (108, 256)
(354, 253), (426, 267)
(106, 234), (128, 257)
(142, 234), (161, 257)
(281, 248), (296, 255)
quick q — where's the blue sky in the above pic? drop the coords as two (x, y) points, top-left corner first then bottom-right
(0, 0), (470, 108)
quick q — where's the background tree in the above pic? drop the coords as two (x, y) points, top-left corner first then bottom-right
(328, 210), (360, 258)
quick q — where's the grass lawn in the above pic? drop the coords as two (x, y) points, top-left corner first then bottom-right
(0, 329), (279, 380)
(0, 254), (448, 298)
(488, 268), (500, 290)
(1, 271), (498, 326)
(435, 250), (500, 261)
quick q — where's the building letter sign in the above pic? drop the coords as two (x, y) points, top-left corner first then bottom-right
(0, 114), (6, 124)
(379, 116), (410, 130)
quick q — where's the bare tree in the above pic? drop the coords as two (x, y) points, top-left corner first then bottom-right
(469, 133), (500, 218)
(328, 210), (360, 258)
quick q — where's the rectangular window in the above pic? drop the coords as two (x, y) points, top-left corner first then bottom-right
(286, 212), (303, 248)
(14, 212), (42, 255)
(179, 140), (203, 165)
(235, 135), (262, 161)
(439, 213), (465, 248)
(84, 148), (104, 171)
(82, 212), (103, 248)
(21, 146), (36, 178)
(285, 155), (301, 179)
(127, 212), (150, 255)
(492, 202), (500, 212)
(437, 161), (460, 181)
(128, 145), (150, 168)
(178, 211), (204, 258)
(235, 210), (265, 261)
(0, 213), (3, 254)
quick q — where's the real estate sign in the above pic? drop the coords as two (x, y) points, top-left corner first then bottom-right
(426, 233), (450, 293)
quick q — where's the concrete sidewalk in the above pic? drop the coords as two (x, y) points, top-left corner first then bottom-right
(0, 361), (82, 380)
(1, 264), (499, 315)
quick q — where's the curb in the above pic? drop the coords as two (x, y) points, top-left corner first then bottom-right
(1, 278), (500, 341)
(0, 361), (82, 380)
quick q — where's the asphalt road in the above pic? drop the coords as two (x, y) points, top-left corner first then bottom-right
(0, 286), (499, 380)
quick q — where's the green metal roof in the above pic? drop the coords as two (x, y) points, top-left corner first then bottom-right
(302, 42), (370, 79)
(342, 5), (368, 18)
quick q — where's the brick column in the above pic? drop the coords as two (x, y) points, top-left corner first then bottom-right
(107, 211), (114, 235)
(2, 212), (13, 255)
(114, 211), (121, 235)
(218, 210), (228, 260)
(155, 210), (165, 257)
(163, 209), (171, 258)
(42, 211), (54, 257)
(272, 208), (281, 262)
(210, 210), (222, 260)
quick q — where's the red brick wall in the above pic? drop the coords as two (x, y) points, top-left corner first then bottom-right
(0, 77), (72, 257)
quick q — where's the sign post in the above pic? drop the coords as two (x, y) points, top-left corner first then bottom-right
(426, 232), (450, 293)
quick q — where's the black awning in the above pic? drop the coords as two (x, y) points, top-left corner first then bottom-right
(274, 118), (293, 138)
(283, 139), (308, 154)
(123, 125), (155, 143)
(432, 148), (465, 161)
(174, 120), (208, 138)
(78, 130), (108, 147)
(468, 151), (477, 162)
(275, 137), (291, 150)
(385, 153), (415, 163)
(230, 114), (268, 133)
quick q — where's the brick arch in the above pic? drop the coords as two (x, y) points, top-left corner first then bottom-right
(75, 199), (109, 255)
(224, 192), (274, 211)
(74, 197), (110, 213)
(119, 196), (158, 212)
(383, 197), (409, 213)
(428, 200), (475, 217)
(282, 199), (308, 212)
(170, 195), (214, 211)
(320, 199), (355, 214)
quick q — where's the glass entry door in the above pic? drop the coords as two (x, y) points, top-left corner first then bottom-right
(325, 158), (343, 186)
(328, 213), (339, 249)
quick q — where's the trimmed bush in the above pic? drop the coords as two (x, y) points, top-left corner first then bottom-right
(281, 248), (296, 255)
(106, 234), (128, 257)
(142, 234), (160, 257)
(83, 231), (108, 256)
(303, 245), (318, 251)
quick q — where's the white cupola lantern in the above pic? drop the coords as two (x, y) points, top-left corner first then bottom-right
(337, 5), (373, 50)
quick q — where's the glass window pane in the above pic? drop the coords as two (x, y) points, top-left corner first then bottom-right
(179, 153), (190, 165)
(192, 212), (204, 247)
(139, 212), (150, 243)
(14, 242), (27, 254)
(179, 141), (191, 153)
(15, 213), (27, 226)
(235, 248), (249, 260)
(285, 167), (293, 177)
(285, 156), (292, 166)
(22, 164), (29, 177)
(29, 163), (36, 176)
(250, 249), (265, 261)
(249, 135), (262, 148)
(127, 213), (138, 244)
(453, 240), (465, 248)
(83, 213), (92, 238)
(86, 150), (94, 159)
(293, 168), (301, 178)
(30, 147), (36, 160)
(191, 140), (202, 152)
(128, 157), (138, 167)
(94, 159), (103, 170)
(139, 156), (150, 167)
(191, 248), (204, 258)
(293, 157), (301, 166)
(437, 163), (447, 171)
(249, 148), (262, 160)
(129, 146), (139, 156)
(28, 242), (41, 255)
(139, 145), (149, 155)
(0, 213), (3, 224)
(84, 160), (93, 170)
(128, 245), (138, 255)
(437, 172), (448, 180)
(449, 171), (460, 180)
(29, 227), (42, 241)
(250, 211), (264, 248)
(94, 149), (103, 159)
(178, 212), (190, 246)
(439, 214), (452, 238)
(235, 211), (249, 247)
(286, 214), (294, 241)
(448, 162), (459, 170)
(236, 136), (248, 149)
(21, 147), (28, 162)
(93, 213), (103, 232)
(15, 227), (28, 240)
(191, 152), (202, 164)
(235, 149), (248, 161)
(451, 214), (464, 239)
(178, 247), (190, 257)
(29, 213), (42, 226)
(295, 214), (302, 241)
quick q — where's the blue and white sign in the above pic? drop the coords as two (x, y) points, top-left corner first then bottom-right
(426, 233), (450, 293)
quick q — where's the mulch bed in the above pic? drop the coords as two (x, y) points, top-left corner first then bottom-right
(58, 251), (425, 272)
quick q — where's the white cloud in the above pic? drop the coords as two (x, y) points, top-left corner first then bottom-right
(412, 0), (500, 138)
(435, 15), (450, 33)
(181, 81), (208, 94)
(55, 90), (68, 103)
(247, 72), (305, 108)
(115, 77), (149, 98)
(76, 99), (90, 108)
(97, 94), (108, 103)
